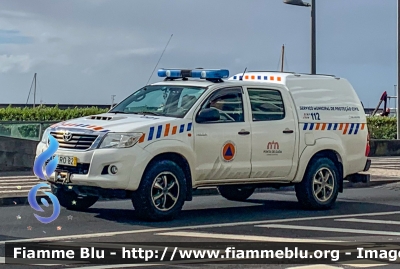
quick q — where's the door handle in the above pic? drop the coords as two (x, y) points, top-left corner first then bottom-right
(283, 129), (294, 134)
(238, 130), (250, 135)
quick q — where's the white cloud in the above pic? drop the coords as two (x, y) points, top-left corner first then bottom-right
(0, 54), (32, 73)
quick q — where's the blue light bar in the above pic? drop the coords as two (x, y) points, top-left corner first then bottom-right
(191, 69), (229, 79)
(157, 69), (182, 78)
(157, 68), (229, 79)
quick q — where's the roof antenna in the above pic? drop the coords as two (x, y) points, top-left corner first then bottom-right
(239, 67), (247, 81)
(146, 34), (173, 85)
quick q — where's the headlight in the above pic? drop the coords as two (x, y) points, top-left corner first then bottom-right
(41, 128), (51, 143)
(98, 132), (143, 149)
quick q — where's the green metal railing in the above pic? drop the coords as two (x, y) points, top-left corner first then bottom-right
(0, 121), (59, 141)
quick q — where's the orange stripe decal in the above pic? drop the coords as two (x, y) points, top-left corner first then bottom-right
(164, 123), (170, 137)
(315, 123), (320, 130)
(172, 126), (177, 135)
(339, 123), (343, 130)
(93, 127), (103, 130)
(343, 123), (349, 134)
(361, 123), (365, 130)
(321, 123), (326, 130)
(277, 77), (281, 81)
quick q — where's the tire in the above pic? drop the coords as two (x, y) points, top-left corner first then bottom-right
(217, 185), (255, 201)
(295, 157), (339, 210)
(51, 185), (99, 211)
(131, 160), (187, 221)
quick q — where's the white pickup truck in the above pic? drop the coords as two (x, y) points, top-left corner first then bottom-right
(35, 68), (371, 221)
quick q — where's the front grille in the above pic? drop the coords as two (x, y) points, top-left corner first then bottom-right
(50, 132), (98, 150)
(56, 163), (90, 174)
(45, 160), (90, 175)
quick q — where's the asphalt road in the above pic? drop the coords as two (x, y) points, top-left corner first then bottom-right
(1, 183), (400, 269)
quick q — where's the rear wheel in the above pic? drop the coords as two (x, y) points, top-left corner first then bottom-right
(295, 157), (339, 210)
(132, 160), (187, 221)
(51, 185), (99, 211)
(217, 185), (255, 201)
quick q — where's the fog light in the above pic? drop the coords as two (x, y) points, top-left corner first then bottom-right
(109, 165), (118, 174)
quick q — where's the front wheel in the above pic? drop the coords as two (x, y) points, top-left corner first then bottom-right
(295, 157), (339, 210)
(217, 185), (255, 201)
(131, 160), (187, 221)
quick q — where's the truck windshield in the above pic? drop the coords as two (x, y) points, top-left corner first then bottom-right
(109, 85), (207, 118)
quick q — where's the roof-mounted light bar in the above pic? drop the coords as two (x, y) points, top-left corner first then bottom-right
(157, 68), (229, 79)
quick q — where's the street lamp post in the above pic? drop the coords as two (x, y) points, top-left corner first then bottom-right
(283, 0), (316, 74)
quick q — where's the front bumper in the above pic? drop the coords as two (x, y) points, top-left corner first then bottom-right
(35, 142), (151, 191)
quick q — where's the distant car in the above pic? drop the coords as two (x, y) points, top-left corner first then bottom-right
(35, 68), (371, 221)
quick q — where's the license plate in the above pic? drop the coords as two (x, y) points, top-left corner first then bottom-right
(58, 156), (77, 166)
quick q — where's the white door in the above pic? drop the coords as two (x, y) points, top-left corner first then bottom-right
(193, 87), (252, 182)
(245, 86), (296, 179)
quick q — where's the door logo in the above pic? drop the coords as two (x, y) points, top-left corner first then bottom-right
(222, 141), (236, 162)
(264, 141), (282, 155)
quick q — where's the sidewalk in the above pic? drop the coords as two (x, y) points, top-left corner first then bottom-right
(0, 157), (399, 205)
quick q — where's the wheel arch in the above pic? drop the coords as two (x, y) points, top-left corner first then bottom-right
(305, 149), (344, 193)
(293, 138), (346, 190)
(143, 152), (193, 201)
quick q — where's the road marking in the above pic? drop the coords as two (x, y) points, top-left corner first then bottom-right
(341, 263), (387, 268)
(287, 265), (343, 269)
(66, 256), (253, 269)
(156, 231), (347, 243)
(257, 224), (400, 236)
(1, 210), (400, 244)
(0, 176), (36, 179)
(0, 189), (49, 193)
(68, 264), (160, 269)
(0, 178), (38, 182)
(335, 218), (400, 225)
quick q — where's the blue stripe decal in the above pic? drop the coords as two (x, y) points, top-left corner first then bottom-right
(187, 122), (192, 131)
(100, 129), (109, 132)
(309, 123), (314, 130)
(354, 123), (360, 135)
(327, 123), (332, 130)
(148, 127), (154, 141)
(348, 123), (354, 135)
(333, 123), (338, 130)
(179, 124), (185, 133)
(156, 125), (163, 139)
(303, 123), (308, 130)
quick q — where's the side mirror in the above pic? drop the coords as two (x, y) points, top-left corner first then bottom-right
(196, 108), (220, 123)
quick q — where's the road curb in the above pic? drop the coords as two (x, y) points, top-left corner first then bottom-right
(2, 180), (399, 207)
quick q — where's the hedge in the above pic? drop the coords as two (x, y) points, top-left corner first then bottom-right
(0, 105), (109, 140)
(0, 106), (397, 140)
(0, 105), (109, 121)
(367, 116), (397, 140)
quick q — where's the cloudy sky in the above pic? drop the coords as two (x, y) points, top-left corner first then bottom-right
(0, 0), (397, 108)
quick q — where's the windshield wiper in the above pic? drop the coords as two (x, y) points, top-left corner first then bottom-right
(140, 111), (163, 116)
